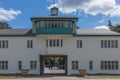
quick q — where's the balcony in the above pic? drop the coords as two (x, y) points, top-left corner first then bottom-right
(36, 27), (73, 35)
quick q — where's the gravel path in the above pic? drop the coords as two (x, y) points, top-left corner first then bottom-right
(0, 76), (120, 80)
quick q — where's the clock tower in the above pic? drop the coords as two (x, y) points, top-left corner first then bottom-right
(51, 7), (58, 16)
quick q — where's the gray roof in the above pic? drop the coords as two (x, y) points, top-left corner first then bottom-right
(0, 28), (119, 36)
(0, 29), (34, 36)
(76, 29), (120, 36)
(31, 16), (78, 20)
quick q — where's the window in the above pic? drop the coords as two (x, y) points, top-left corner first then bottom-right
(70, 22), (72, 28)
(72, 61), (78, 70)
(57, 39), (59, 47)
(77, 40), (82, 48)
(53, 9), (57, 14)
(0, 40), (8, 48)
(89, 61), (93, 70)
(101, 40), (118, 48)
(115, 40), (118, 48)
(61, 39), (63, 47)
(45, 22), (47, 27)
(101, 61), (118, 70)
(0, 61), (8, 70)
(44, 21), (66, 28)
(49, 39), (52, 47)
(53, 39), (56, 46)
(30, 61), (37, 70)
(27, 40), (33, 48)
(61, 23), (64, 27)
(47, 39), (63, 47)
(46, 39), (48, 47)
(18, 61), (22, 70)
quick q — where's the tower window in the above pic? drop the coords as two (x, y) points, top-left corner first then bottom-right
(51, 7), (58, 16)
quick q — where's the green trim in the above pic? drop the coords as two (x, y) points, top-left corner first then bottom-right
(37, 33), (73, 35)
(0, 34), (120, 37)
(31, 17), (78, 21)
(51, 7), (58, 10)
(31, 19), (78, 22)
(36, 27), (73, 34)
(74, 34), (120, 37)
(0, 35), (36, 37)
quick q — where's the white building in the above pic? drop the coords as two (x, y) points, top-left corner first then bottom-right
(0, 7), (120, 75)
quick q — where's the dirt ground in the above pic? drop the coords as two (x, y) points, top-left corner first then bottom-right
(1, 76), (120, 80)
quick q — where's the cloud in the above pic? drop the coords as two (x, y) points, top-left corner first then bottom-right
(48, 0), (120, 17)
(94, 25), (109, 30)
(0, 7), (21, 21)
(98, 19), (105, 24)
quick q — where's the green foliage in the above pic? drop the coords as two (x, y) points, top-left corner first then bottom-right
(0, 21), (11, 29)
(44, 57), (65, 65)
(112, 25), (120, 32)
(108, 20), (120, 33)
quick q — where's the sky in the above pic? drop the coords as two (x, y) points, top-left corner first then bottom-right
(0, 0), (120, 29)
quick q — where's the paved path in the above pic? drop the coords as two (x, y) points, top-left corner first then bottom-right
(1, 76), (120, 80)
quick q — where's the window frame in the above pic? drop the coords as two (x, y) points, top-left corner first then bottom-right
(27, 40), (33, 48)
(18, 61), (22, 70)
(72, 61), (78, 70)
(0, 61), (8, 70)
(101, 61), (119, 70)
(89, 61), (93, 70)
(77, 40), (82, 48)
(0, 40), (8, 48)
(101, 40), (118, 48)
(30, 61), (37, 70)
(47, 39), (63, 47)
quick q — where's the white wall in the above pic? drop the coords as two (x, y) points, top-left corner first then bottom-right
(65, 36), (120, 75)
(0, 37), (39, 74)
(0, 35), (120, 75)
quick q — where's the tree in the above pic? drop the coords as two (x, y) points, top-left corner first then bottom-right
(108, 20), (113, 30)
(112, 24), (120, 32)
(108, 20), (120, 33)
(0, 21), (11, 29)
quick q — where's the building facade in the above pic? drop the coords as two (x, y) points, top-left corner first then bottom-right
(0, 7), (120, 75)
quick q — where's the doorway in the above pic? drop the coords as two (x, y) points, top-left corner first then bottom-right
(40, 55), (67, 75)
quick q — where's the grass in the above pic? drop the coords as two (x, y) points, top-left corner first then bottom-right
(86, 74), (120, 78)
(70, 73), (120, 78)
(0, 74), (39, 79)
(1, 73), (120, 79)
(0, 74), (21, 79)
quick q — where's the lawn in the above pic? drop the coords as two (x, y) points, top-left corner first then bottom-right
(0, 74), (120, 79)
(87, 74), (120, 78)
(0, 74), (38, 79)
